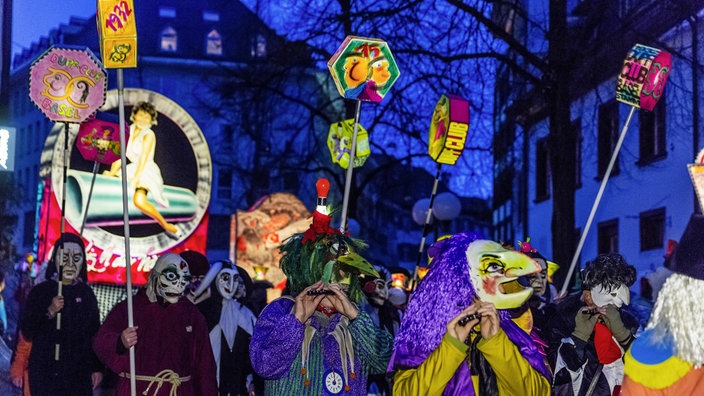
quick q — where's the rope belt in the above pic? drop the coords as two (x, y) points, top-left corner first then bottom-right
(119, 369), (191, 396)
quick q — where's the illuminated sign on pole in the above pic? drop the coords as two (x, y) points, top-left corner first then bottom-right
(0, 126), (16, 172)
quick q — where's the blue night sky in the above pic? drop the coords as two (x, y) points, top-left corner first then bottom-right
(11, 0), (96, 56)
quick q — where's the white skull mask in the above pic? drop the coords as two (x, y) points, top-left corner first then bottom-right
(147, 253), (191, 304)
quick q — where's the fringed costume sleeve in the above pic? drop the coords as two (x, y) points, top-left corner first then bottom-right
(249, 298), (306, 379)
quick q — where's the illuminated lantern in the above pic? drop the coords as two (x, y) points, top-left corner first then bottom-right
(391, 272), (407, 290)
(253, 264), (269, 281)
(328, 36), (400, 103)
(616, 44), (671, 111)
(327, 120), (370, 169)
(28, 46), (107, 123)
(428, 94), (469, 165)
(97, 0), (138, 68)
(417, 266), (430, 280)
(688, 147), (704, 211)
(76, 118), (127, 164)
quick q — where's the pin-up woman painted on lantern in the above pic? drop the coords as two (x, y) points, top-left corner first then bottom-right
(343, 45), (391, 102)
(103, 102), (178, 237)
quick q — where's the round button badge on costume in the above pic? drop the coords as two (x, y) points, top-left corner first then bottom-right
(324, 368), (344, 395)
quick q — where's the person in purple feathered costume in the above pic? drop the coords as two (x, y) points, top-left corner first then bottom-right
(390, 232), (552, 395)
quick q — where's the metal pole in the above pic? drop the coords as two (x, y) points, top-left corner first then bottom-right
(339, 100), (362, 233)
(561, 106), (636, 296)
(55, 122), (70, 361)
(116, 69), (137, 395)
(412, 163), (442, 289)
(79, 161), (100, 236)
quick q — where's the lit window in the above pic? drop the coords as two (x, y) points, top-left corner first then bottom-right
(203, 11), (219, 21)
(159, 6), (176, 18)
(251, 34), (267, 58)
(161, 26), (178, 52)
(206, 30), (223, 56)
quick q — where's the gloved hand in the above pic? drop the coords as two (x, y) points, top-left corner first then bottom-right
(600, 304), (632, 344)
(572, 308), (599, 341)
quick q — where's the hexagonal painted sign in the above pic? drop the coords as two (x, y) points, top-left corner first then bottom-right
(29, 46), (107, 123)
(428, 94), (469, 165)
(616, 44), (671, 111)
(328, 36), (400, 103)
(327, 120), (370, 169)
(76, 118), (128, 164)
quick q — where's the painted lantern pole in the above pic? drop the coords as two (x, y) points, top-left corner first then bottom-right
(413, 94), (470, 288)
(327, 120), (370, 170)
(75, 118), (128, 235)
(97, 0), (139, 393)
(328, 36), (400, 233)
(689, 148), (704, 211)
(28, 45), (107, 361)
(562, 44), (671, 295)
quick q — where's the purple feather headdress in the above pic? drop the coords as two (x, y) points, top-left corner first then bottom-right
(389, 232), (551, 394)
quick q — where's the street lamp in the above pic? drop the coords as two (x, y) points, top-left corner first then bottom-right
(412, 192), (461, 283)
(412, 192), (461, 233)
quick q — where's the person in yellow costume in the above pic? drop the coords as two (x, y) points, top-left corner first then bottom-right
(622, 214), (704, 395)
(389, 233), (552, 395)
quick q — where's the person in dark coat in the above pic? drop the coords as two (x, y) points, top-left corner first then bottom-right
(20, 233), (103, 396)
(93, 252), (218, 396)
(548, 253), (639, 396)
(198, 260), (259, 396)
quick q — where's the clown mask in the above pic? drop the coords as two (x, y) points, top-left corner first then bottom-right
(216, 268), (243, 301)
(363, 279), (389, 306)
(467, 240), (542, 309)
(586, 283), (630, 308)
(147, 253), (191, 304)
(57, 241), (83, 285)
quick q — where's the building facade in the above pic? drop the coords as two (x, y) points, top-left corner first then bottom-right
(493, 0), (704, 289)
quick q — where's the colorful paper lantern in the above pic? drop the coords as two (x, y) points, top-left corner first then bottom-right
(97, 0), (138, 68)
(327, 120), (370, 169)
(688, 147), (704, 211)
(428, 94), (470, 165)
(616, 44), (671, 111)
(28, 46), (107, 123)
(76, 118), (128, 164)
(328, 36), (400, 103)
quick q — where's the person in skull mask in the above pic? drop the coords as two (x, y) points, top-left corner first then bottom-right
(20, 232), (103, 396)
(93, 253), (217, 396)
(198, 260), (259, 396)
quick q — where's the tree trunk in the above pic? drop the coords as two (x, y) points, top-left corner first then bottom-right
(548, 0), (577, 290)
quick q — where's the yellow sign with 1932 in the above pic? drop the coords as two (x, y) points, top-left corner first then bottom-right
(97, 0), (137, 68)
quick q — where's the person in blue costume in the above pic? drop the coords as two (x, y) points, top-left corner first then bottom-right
(622, 214), (704, 394)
